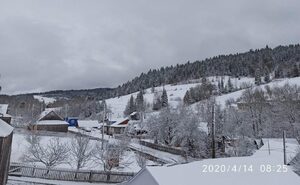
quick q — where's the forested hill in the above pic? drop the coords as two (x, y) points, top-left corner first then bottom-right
(13, 44), (300, 100)
(117, 44), (300, 95)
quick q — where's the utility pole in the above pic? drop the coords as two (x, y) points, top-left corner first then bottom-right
(31, 104), (35, 118)
(283, 130), (287, 165)
(65, 104), (69, 118)
(101, 102), (106, 150)
(268, 139), (270, 155)
(211, 101), (216, 158)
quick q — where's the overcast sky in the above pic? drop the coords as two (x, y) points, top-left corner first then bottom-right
(0, 0), (300, 94)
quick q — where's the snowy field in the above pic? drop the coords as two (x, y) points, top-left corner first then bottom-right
(11, 129), (142, 172)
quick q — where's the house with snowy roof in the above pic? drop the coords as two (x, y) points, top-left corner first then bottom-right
(31, 108), (68, 132)
(104, 118), (130, 135)
(0, 119), (13, 184)
(0, 104), (12, 124)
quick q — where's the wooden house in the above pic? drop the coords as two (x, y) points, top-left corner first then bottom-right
(0, 119), (13, 184)
(0, 104), (12, 124)
(32, 108), (68, 132)
(104, 118), (129, 135)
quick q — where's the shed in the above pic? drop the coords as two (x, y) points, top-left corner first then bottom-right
(104, 118), (129, 135)
(0, 119), (13, 184)
(0, 104), (12, 124)
(32, 109), (68, 132)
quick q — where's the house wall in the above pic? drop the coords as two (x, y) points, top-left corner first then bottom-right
(0, 133), (13, 185)
(35, 125), (68, 132)
(0, 117), (11, 125)
(106, 127), (126, 135)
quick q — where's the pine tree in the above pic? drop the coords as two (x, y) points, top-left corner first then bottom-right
(151, 86), (155, 93)
(264, 74), (270, 83)
(124, 95), (136, 116)
(136, 90), (145, 112)
(100, 100), (107, 112)
(153, 92), (162, 110)
(161, 88), (168, 108)
(220, 76), (225, 93)
(255, 69), (262, 85)
(292, 64), (299, 77)
(183, 90), (193, 105)
(227, 77), (234, 92)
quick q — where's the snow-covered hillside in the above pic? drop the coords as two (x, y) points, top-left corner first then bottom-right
(106, 76), (255, 119)
(34, 95), (56, 105)
(105, 76), (300, 121)
(215, 77), (300, 108)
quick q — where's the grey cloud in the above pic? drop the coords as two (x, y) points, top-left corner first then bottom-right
(0, 0), (300, 94)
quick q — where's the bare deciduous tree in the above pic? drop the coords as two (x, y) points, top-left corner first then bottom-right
(135, 150), (147, 168)
(69, 134), (93, 170)
(93, 139), (131, 173)
(23, 136), (69, 169)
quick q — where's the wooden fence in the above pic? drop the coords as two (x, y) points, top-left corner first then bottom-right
(9, 163), (135, 183)
(139, 140), (186, 156)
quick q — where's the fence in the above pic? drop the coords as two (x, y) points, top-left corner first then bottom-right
(9, 163), (135, 183)
(139, 140), (186, 156)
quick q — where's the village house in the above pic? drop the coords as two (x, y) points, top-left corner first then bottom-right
(31, 108), (68, 132)
(104, 118), (129, 135)
(0, 119), (13, 185)
(0, 104), (12, 124)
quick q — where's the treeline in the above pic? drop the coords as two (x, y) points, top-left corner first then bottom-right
(124, 88), (168, 117)
(116, 44), (300, 96)
(9, 44), (300, 101)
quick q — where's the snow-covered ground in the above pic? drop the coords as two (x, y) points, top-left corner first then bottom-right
(11, 129), (141, 172)
(106, 76), (255, 119)
(215, 77), (300, 108)
(34, 95), (56, 105)
(69, 127), (184, 165)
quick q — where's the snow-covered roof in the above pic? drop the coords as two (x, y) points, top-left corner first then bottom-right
(77, 120), (99, 128)
(38, 108), (63, 121)
(130, 111), (138, 116)
(0, 104), (8, 114)
(0, 119), (13, 137)
(128, 138), (300, 185)
(198, 122), (208, 134)
(109, 118), (129, 127)
(0, 104), (12, 118)
(36, 120), (69, 125)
